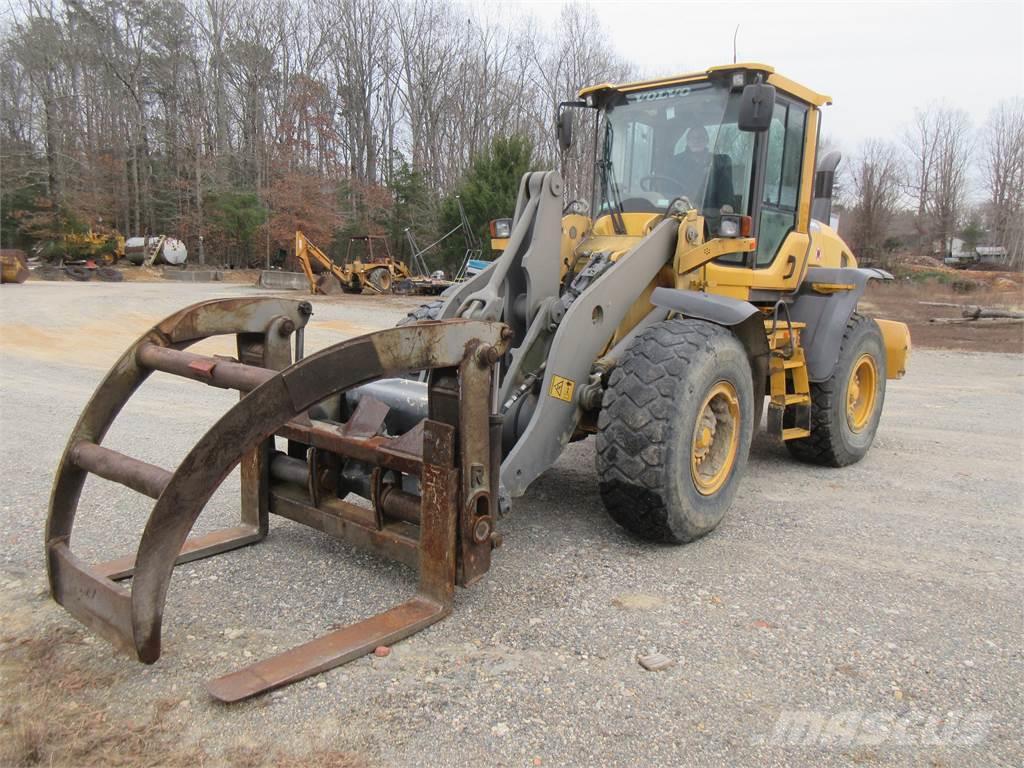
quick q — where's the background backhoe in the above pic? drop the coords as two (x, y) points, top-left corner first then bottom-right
(295, 231), (451, 295)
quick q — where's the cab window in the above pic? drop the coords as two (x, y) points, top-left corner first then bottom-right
(597, 81), (757, 218)
(755, 100), (807, 267)
(611, 120), (655, 192)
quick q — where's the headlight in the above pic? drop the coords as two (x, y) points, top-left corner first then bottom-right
(718, 214), (751, 239)
(490, 218), (512, 239)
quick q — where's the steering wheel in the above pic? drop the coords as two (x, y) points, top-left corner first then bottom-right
(639, 174), (686, 195)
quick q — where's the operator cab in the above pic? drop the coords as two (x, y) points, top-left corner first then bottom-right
(568, 64), (838, 290)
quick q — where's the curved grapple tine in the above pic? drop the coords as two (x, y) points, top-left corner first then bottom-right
(45, 297), (508, 701)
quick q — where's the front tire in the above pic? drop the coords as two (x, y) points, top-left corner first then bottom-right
(786, 313), (886, 467)
(596, 318), (754, 543)
(339, 276), (362, 294)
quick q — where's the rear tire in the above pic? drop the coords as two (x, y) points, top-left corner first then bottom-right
(596, 318), (754, 543)
(786, 313), (886, 467)
(368, 267), (392, 292)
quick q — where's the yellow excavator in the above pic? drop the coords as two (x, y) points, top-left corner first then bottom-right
(47, 63), (910, 702)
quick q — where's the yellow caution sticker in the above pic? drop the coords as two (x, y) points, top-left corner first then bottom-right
(549, 375), (576, 402)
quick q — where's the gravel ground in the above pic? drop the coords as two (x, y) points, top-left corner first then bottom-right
(1, 281), (1022, 767)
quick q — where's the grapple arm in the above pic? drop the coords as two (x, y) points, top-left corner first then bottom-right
(46, 297), (508, 701)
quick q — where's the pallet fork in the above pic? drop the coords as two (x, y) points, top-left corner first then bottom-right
(46, 297), (508, 701)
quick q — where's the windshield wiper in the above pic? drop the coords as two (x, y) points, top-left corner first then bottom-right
(599, 122), (626, 235)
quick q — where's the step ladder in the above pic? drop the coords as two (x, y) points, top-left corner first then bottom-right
(142, 235), (167, 267)
(764, 307), (811, 441)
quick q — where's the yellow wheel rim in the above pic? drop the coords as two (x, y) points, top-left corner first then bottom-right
(690, 381), (740, 496)
(846, 354), (878, 433)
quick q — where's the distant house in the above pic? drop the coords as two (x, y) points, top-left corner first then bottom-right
(975, 246), (1009, 265)
(943, 239), (1009, 268)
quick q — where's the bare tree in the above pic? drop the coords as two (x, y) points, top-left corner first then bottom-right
(981, 99), (1024, 268)
(0, 0), (666, 260)
(903, 107), (940, 243)
(530, 3), (635, 202)
(847, 139), (904, 266)
(928, 108), (972, 255)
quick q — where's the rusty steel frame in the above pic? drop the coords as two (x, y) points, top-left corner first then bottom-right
(45, 297), (508, 702)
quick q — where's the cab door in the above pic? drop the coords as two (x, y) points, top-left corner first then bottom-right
(703, 97), (819, 296)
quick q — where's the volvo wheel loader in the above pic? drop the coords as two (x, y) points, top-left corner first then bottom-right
(47, 63), (910, 701)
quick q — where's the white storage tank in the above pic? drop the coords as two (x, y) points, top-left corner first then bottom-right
(124, 236), (188, 266)
(160, 238), (188, 265)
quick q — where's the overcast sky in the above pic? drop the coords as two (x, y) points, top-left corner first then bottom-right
(483, 0), (1023, 154)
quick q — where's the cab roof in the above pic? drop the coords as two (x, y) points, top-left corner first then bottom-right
(578, 62), (832, 108)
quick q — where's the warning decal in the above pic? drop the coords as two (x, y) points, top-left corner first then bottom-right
(548, 375), (576, 403)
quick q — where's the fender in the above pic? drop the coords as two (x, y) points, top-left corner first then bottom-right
(650, 287), (770, 426)
(651, 287), (760, 327)
(789, 267), (892, 382)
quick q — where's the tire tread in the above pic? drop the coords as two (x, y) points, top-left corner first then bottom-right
(596, 318), (741, 542)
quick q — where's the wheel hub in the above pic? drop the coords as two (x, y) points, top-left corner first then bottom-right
(846, 354), (878, 433)
(694, 418), (716, 462)
(690, 381), (740, 496)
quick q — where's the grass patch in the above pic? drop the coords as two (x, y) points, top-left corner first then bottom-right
(0, 624), (363, 767)
(0, 625), (200, 768)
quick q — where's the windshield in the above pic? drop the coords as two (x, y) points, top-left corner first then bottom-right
(596, 81), (755, 219)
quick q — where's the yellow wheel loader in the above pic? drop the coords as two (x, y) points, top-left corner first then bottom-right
(46, 63), (909, 701)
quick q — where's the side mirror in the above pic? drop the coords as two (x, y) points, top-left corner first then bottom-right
(738, 83), (776, 132)
(557, 109), (574, 153)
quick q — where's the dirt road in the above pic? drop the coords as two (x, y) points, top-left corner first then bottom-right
(1, 282), (1021, 767)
